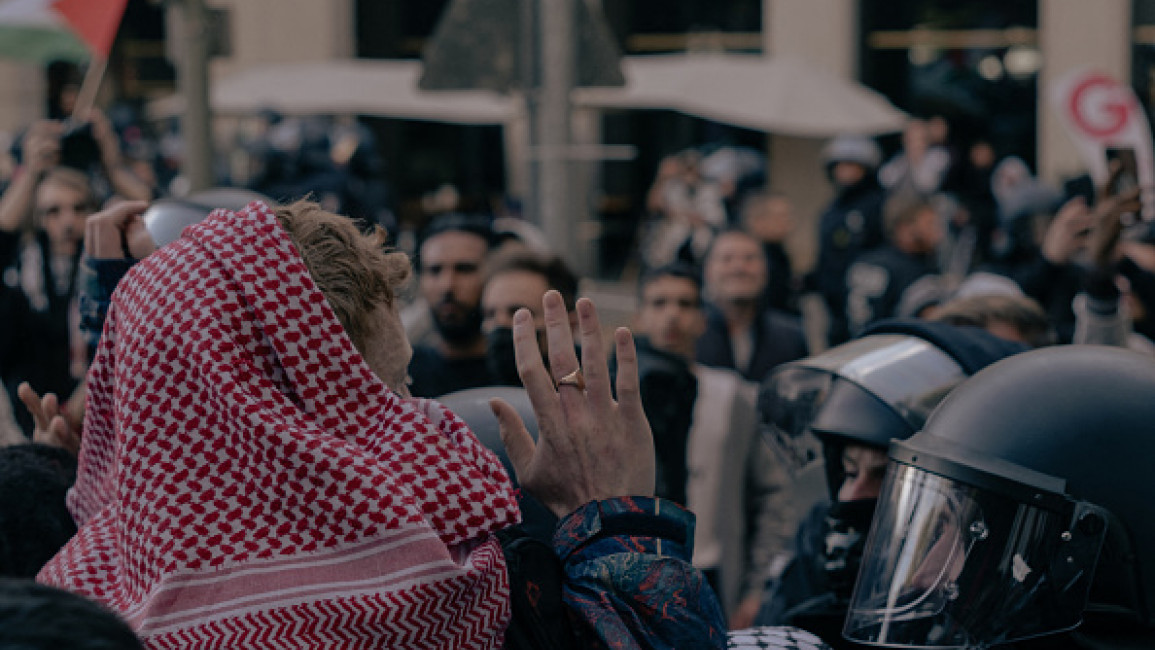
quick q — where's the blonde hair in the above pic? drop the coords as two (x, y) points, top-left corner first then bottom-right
(883, 191), (933, 240)
(274, 200), (410, 353)
(934, 293), (1051, 348)
(36, 167), (97, 214)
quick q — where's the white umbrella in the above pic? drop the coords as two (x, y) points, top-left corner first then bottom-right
(573, 53), (907, 137)
(148, 59), (520, 125)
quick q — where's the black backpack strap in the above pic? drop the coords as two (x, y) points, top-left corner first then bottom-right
(498, 525), (576, 650)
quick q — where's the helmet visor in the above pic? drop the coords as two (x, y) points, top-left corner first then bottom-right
(759, 365), (833, 469)
(760, 336), (965, 471)
(844, 462), (1108, 648)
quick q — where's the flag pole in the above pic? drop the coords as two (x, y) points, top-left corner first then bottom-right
(71, 55), (108, 123)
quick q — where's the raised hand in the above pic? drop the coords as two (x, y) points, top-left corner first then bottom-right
(1090, 160), (1143, 268)
(1041, 196), (1094, 265)
(21, 121), (63, 176)
(85, 200), (155, 260)
(17, 382), (81, 456)
(87, 108), (123, 170)
(490, 291), (655, 518)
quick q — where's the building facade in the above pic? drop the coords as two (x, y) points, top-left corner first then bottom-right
(0, 1), (1146, 275)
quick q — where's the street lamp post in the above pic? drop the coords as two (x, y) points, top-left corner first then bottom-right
(169, 0), (214, 193)
(537, 0), (576, 270)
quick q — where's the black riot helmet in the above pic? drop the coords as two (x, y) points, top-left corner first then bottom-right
(760, 319), (1026, 499)
(846, 346), (1155, 648)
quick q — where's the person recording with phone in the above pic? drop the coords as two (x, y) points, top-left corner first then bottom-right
(0, 112), (153, 437)
(1001, 159), (1155, 349)
(1069, 159), (1155, 353)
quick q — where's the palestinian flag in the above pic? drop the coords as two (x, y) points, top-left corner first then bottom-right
(0, 0), (128, 62)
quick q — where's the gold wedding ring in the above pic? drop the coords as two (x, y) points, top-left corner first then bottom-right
(557, 369), (586, 391)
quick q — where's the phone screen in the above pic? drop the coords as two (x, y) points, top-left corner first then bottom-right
(1105, 146), (1143, 224)
(1106, 147), (1139, 195)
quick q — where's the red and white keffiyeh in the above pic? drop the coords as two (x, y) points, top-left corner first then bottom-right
(38, 202), (520, 649)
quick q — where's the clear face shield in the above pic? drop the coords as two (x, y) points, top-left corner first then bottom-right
(845, 454), (1109, 648)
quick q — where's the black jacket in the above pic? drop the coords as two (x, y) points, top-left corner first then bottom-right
(0, 230), (81, 436)
(813, 178), (886, 344)
(845, 245), (936, 337)
(695, 303), (808, 384)
(406, 344), (492, 398)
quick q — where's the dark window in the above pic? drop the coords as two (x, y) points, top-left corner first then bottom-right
(356, 0), (451, 59)
(860, 0), (1038, 164)
(1132, 0), (1155, 134)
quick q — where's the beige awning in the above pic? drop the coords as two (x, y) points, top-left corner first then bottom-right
(572, 53), (907, 137)
(147, 58), (520, 125)
(149, 54), (905, 136)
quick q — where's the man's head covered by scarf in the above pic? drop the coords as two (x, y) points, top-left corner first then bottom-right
(38, 200), (520, 649)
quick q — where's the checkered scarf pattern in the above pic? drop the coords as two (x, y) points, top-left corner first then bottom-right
(39, 202), (520, 649)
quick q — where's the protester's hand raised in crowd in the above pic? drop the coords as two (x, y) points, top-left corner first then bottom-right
(85, 200), (155, 260)
(21, 120), (63, 176)
(1090, 188), (1141, 268)
(1090, 160), (1143, 269)
(490, 291), (656, 518)
(1041, 196), (1094, 265)
(87, 108), (123, 170)
(17, 382), (81, 457)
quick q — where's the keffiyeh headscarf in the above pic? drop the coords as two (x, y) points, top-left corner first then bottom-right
(39, 202), (520, 648)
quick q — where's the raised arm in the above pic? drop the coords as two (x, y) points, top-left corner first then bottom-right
(90, 110), (152, 201)
(0, 121), (62, 235)
(491, 291), (727, 648)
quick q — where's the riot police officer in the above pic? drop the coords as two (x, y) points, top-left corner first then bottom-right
(846, 345), (1155, 649)
(755, 320), (1025, 648)
(812, 136), (886, 345)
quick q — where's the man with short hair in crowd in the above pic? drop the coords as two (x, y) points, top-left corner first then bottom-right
(480, 247), (579, 386)
(696, 229), (808, 384)
(407, 214), (495, 397)
(844, 193), (943, 336)
(741, 190), (797, 314)
(631, 263), (797, 629)
(933, 292), (1051, 348)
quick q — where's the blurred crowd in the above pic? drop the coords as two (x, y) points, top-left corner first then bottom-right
(642, 116), (1155, 355)
(0, 97), (1154, 650)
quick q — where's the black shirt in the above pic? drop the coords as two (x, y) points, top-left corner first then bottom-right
(845, 245), (936, 337)
(695, 303), (809, 384)
(407, 344), (493, 398)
